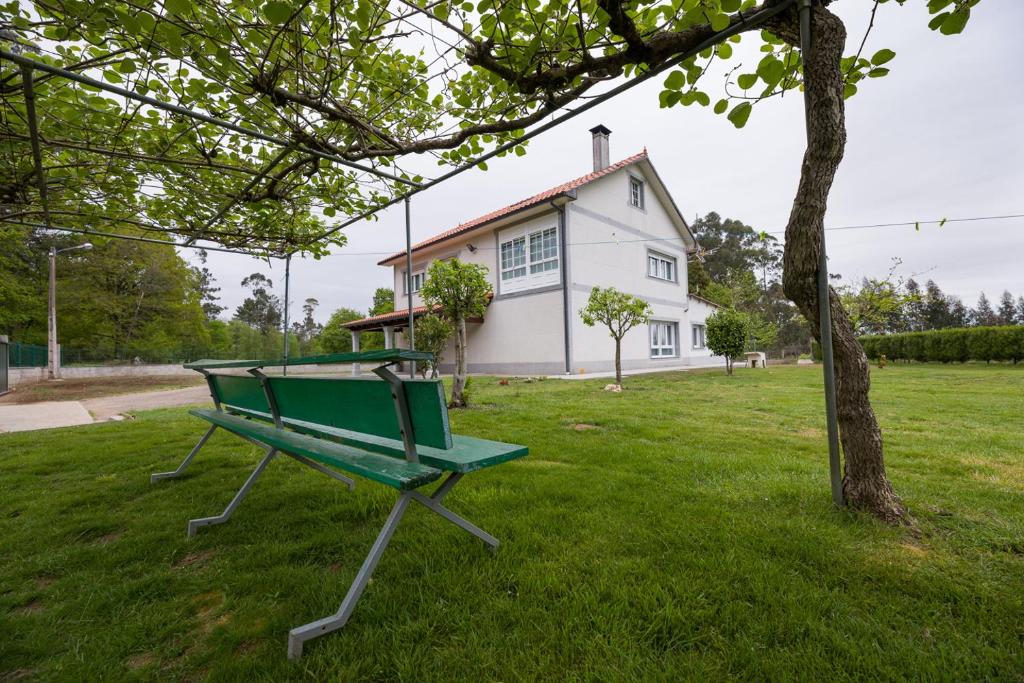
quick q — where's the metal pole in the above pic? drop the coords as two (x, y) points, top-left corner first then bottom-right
(282, 254), (291, 375)
(798, 0), (844, 507)
(405, 197), (415, 378)
(47, 247), (57, 380)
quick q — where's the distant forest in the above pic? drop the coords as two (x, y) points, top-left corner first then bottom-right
(3, 219), (1020, 363)
(0, 227), (391, 363)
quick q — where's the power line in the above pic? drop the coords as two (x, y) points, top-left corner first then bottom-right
(313, 212), (1024, 257)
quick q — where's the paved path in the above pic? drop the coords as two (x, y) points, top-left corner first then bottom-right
(0, 401), (94, 433)
(548, 359), (726, 380)
(0, 385), (210, 433)
(82, 385), (209, 421)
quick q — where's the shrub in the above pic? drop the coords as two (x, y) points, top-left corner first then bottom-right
(858, 326), (1024, 364)
(706, 308), (749, 375)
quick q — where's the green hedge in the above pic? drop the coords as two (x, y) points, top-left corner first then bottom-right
(813, 326), (1024, 363)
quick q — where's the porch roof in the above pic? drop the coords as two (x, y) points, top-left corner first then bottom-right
(343, 305), (436, 332)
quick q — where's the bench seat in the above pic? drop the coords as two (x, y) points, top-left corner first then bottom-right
(190, 409), (443, 490)
(221, 405), (528, 474)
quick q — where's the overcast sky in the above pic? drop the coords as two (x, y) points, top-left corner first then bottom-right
(191, 0), (1024, 324)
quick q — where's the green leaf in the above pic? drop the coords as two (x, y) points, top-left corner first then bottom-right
(720, 0), (741, 12)
(867, 67), (889, 78)
(117, 58), (136, 74)
(940, 8), (970, 35)
(714, 98), (729, 114)
(709, 12), (731, 32)
(164, 0), (190, 15)
(663, 70), (686, 91)
(262, 1), (292, 24)
(843, 82), (858, 99)
(727, 102), (752, 128)
(928, 12), (949, 30)
(870, 48), (895, 65)
(737, 73), (757, 90)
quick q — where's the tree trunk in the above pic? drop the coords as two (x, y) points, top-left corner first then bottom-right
(768, 4), (909, 524)
(614, 337), (622, 385)
(450, 316), (468, 407)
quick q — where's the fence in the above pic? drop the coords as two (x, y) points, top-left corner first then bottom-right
(7, 342), (186, 367)
(8, 342), (48, 368)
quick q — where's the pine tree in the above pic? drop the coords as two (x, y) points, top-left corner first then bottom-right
(235, 273), (282, 334)
(997, 290), (1017, 326)
(973, 292), (997, 327)
(922, 280), (952, 330)
(949, 298), (970, 328)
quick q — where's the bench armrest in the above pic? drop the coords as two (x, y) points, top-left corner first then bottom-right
(184, 349), (434, 371)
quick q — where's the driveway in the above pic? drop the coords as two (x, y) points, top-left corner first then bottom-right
(82, 385), (210, 421)
(0, 385), (210, 433)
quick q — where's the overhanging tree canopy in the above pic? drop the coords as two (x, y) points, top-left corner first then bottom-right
(0, 0), (980, 522)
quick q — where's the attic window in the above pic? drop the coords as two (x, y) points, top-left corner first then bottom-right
(629, 176), (645, 209)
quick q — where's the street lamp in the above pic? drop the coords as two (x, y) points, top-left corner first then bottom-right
(48, 242), (92, 380)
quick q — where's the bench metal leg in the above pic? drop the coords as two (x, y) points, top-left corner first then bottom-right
(282, 452), (355, 491)
(187, 447), (278, 538)
(411, 473), (500, 551)
(151, 425), (218, 483)
(287, 492), (412, 660)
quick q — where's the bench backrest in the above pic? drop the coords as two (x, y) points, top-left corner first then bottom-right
(208, 374), (453, 450)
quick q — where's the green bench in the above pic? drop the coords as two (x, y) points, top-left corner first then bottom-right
(151, 350), (528, 659)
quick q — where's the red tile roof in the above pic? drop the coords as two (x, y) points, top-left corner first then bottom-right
(343, 294), (494, 330)
(378, 150), (649, 265)
(343, 305), (434, 330)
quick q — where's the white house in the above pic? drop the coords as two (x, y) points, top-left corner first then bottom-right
(344, 126), (723, 375)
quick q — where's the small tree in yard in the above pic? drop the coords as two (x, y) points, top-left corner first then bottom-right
(419, 259), (490, 408)
(414, 314), (454, 379)
(706, 308), (749, 376)
(579, 287), (652, 387)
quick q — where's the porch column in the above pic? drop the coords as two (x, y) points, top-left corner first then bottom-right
(350, 330), (361, 376)
(383, 325), (395, 350)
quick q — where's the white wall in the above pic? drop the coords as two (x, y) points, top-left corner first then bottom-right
(685, 296), (722, 363)
(567, 166), (697, 372)
(390, 210), (568, 375)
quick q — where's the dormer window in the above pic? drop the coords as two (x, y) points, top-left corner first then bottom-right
(629, 176), (645, 209)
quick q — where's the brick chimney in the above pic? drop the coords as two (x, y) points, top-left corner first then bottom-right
(589, 124), (611, 172)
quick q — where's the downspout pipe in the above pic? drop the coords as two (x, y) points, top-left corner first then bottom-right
(553, 200), (571, 374)
(798, 0), (845, 507)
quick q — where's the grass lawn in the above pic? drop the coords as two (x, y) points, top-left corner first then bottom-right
(1, 365), (1022, 680)
(0, 375), (205, 405)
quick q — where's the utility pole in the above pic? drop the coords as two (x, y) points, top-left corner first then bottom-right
(47, 242), (92, 380)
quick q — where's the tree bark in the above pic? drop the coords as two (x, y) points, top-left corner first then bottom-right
(768, 3), (910, 524)
(614, 337), (622, 385)
(450, 316), (468, 407)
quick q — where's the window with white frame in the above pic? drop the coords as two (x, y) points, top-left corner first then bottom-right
(629, 176), (645, 209)
(405, 270), (425, 294)
(647, 251), (677, 282)
(692, 323), (706, 350)
(650, 321), (678, 358)
(498, 223), (560, 293)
